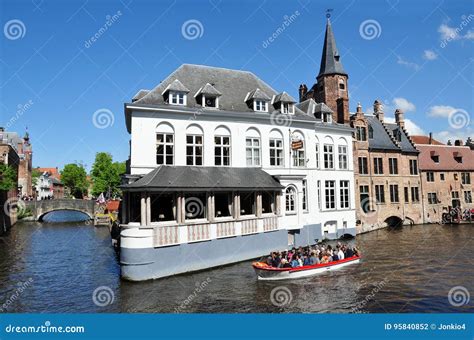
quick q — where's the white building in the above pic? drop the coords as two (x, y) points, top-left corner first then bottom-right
(120, 64), (356, 281)
(35, 171), (54, 200)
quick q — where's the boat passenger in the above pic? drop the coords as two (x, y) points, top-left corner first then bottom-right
(337, 246), (345, 260)
(332, 251), (339, 261)
(309, 252), (319, 265)
(290, 255), (300, 268)
(344, 246), (354, 258)
(280, 258), (292, 268)
(303, 254), (311, 266)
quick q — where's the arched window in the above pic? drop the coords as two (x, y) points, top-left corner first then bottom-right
(338, 137), (348, 170)
(323, 136), (334, 169)
(156, 122), (174, 165)
(291, 131), (305, 167)
(269, 129), (284, 167)
(246, 128), (261, 166)
(285, 186), (297, 214)
(214, 126), (231, 166)
(186, 124), (204, 166)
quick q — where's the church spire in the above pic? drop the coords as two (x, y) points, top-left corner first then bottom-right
(318, 18), (347, 78)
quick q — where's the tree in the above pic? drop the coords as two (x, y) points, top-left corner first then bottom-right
(31, 168), (41, 187)
(60, 163), (88, 198)
(90, 152), (126, 198)
(0, 164), (17, 191)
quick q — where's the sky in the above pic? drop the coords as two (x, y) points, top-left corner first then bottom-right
(0, 0), (473, 170)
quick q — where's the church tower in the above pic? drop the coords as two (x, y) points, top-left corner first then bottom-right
(300, 18), (350, 124)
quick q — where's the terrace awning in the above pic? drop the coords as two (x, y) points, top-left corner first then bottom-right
(122, 166), (284, 192)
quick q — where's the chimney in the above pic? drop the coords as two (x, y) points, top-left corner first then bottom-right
(429, 132), (432, 145)
(395, 109), (405, 129)
(454, 139), (462, 146)
(298, 84), (308, 102)
(447, 140), (452, 146)
(373, 100), (384, 122)
(356, 102), (363, 114)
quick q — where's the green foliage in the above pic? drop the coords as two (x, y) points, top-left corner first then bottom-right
(31, 168), (41, 186)
(90, 152), (126, 198)
(0, 164), (17, 191)
(18, 207), (32, 219)
(60, 163), (88, 198)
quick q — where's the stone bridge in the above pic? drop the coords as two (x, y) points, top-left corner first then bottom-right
(23, 199), (96, 221)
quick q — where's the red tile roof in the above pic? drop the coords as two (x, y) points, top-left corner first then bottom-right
(416, 144), (474, 171)
(37, 167), (61, 180)
(410, 135), (444, 145)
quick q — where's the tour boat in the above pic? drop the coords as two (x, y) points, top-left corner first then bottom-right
(252, 255), (361, 281)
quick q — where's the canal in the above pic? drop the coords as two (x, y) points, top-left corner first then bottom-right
(0, 211), (472, 313)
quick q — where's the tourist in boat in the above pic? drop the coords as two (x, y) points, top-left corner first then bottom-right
(280, 258), (292, 268)
(332, 251), (339, 261)
(309, 251), (319, 265)
(337, 246), (345, 260)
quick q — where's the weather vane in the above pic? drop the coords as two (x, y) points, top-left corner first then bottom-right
(326, 9), (333, 19)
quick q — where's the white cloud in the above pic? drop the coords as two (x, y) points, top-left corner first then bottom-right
(393, 97), (416, 112)
(423, 49), (438, 60)
(426, 105), (458, 118)
(385, 117), (426, 136)
(438, 22), (474, 42)
(434, 128), (473, 144)
(396, 55), (420, 71)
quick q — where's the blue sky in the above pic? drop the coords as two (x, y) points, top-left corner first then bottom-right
(0, 0), (472, 170)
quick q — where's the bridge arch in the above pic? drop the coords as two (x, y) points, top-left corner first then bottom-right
(385, 216), (403, 228)
(38, 209), (93, 222)
(23, 199), (96, 222)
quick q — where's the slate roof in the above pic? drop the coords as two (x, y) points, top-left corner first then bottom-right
(366, 116), (399, 151)
(195, 82), (222, 96)
(385, 123), (418, 153)
(246, 88), (271, 101)
(122, 166), (284, 191)
(417, 145), (474, 171)
(162, 79), (190, 94)
(273, 92), (295, 103)
(314, 102), (333, 114)
(132, 89), (150, 102)
(318, 19), (347, 77)
(134, 64), (288, 113)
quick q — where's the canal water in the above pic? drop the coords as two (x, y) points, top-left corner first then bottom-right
(0, 211), (472, 313)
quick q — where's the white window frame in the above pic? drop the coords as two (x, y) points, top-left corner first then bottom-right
(202, 95), (219, 108)
(186, 134), (203, 166)
(156, 133), (174, 165)
(214, 135), (231, 166)
(246, 137), (261, 166)
(169, 91), (186, 105)
(253, 100), (268, 112)
(315, 143), (320, 169)
(339, 180), (350, 209)
(323, 144), (334, 169)
(302, 179), (308, 212)
(281, 102), (294, 114)
(269, 138), (284, 167)
(338, 145), (348, 170)
(325, 180), (336, 210)
(285, 186), (297, 214)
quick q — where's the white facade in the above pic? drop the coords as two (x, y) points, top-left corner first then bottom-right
(127, 105), (356, 239)
(35, 172), (53, 200)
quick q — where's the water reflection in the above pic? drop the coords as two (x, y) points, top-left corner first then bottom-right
(0, 217), (473, 313)
(41, 210), (90, 223)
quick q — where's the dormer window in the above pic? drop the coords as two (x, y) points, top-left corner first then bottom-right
(281, 102), (294, 114)
(454, 156), (462, 163)
(322, 112), (332, 123)
(368, 125), (374, 139)
(254, 100), (268, 112)
(195, 83), (222, 109)
(169, 91), (186, 105)
(162, 79), (190, 106)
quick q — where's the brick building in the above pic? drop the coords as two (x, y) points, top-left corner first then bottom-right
(298, 18), (424, 233)
(413, 136), (474, 223)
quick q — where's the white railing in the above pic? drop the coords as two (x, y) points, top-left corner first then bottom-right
(153, 226), (179, 247)
(263, 216), (279, 232)
(187, 223), (211, 243)
(216, 221), (236, 238)
(241, 218), (258, 235)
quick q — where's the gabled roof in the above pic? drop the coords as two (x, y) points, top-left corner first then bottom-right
(122, 166), (284, 191)
(417, 145), (474, 171)
(366, 116), (400, 151)
(318, 19), (347, 77)
(385, 123), (418, 153)
(314, 102), (333, 114)
(246, 88), (271, 101)
(161, 79), (190, 94)
(195, 82), (222, 97)
(273, 92), (295, 103)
